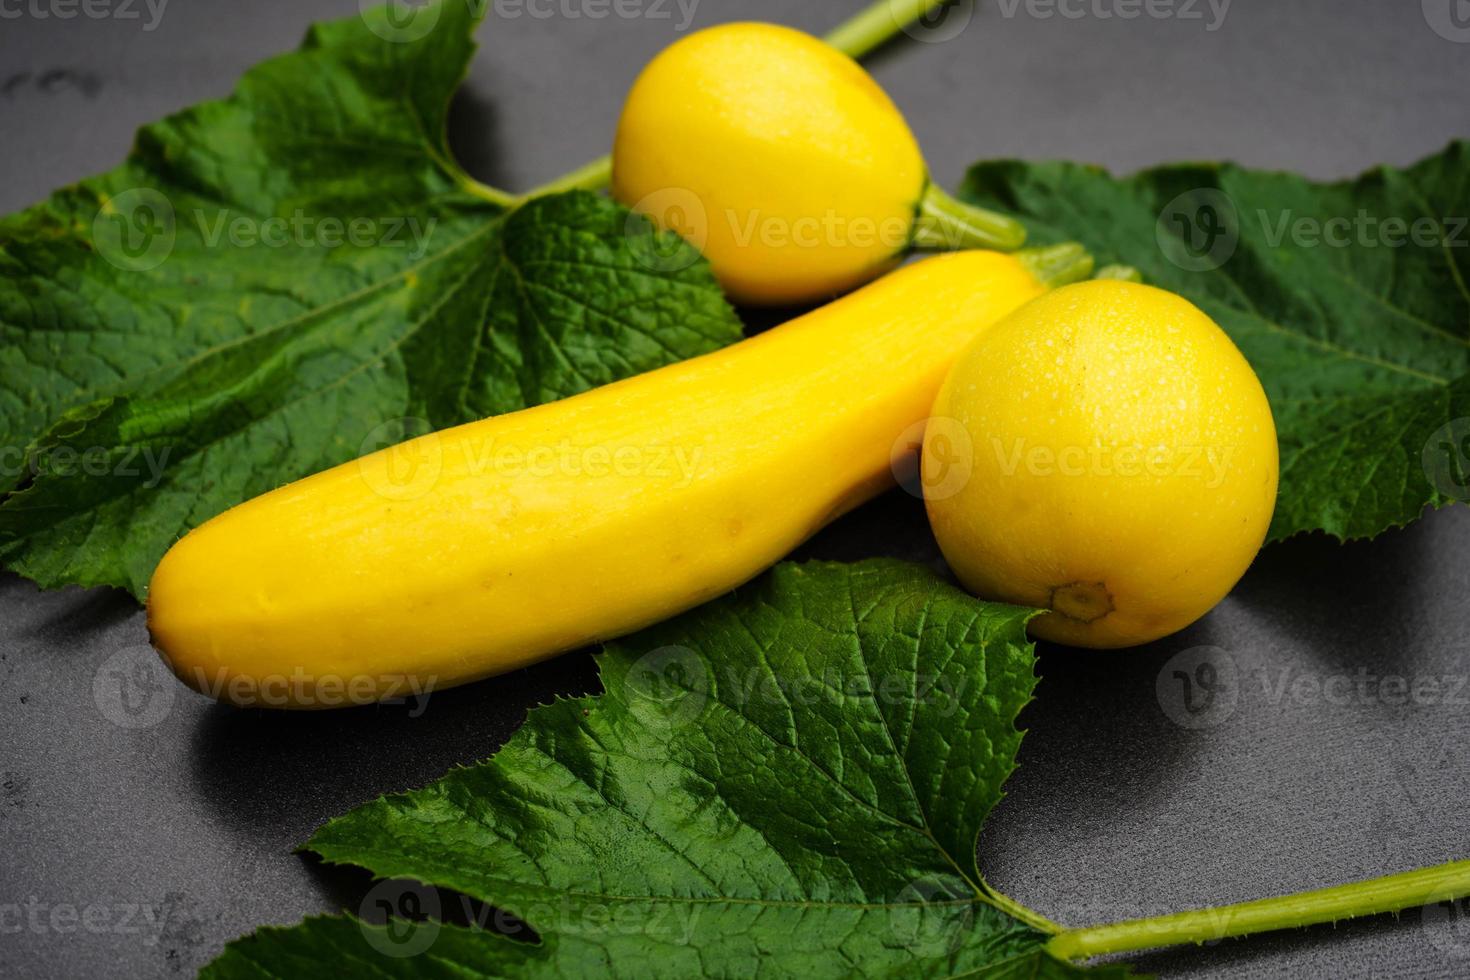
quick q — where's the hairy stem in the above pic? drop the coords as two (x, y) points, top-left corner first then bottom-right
(1047, 858), (1470, 961)
(982, 882), (1063, 935)
(518, 0), (956, 201)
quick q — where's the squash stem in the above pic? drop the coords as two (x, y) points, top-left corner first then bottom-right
(824, 0), (955, 59)
(457, 176), (519, 208)
(423, 135), (518, 207)
(1095, 263), (1143, 282)
(1016, 242), (1094, 289)
(912, 183), (1028, 252)
(518, 155), (616, 200)
(1046, 858), (1470, 962)
(518, 0), (955, 202)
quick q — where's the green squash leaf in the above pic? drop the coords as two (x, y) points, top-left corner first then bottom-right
(0, 0), (740, 596)
(962, 144), (1470, 542)
(202, 560), (1127, 979)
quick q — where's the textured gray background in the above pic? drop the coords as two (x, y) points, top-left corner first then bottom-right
(2, 0), (1469, 977)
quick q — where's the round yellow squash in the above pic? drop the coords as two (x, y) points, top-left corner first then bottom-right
(924, 280), (1279, 648)
(612, 22), (1023, 305)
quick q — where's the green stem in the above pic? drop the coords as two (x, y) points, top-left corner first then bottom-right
(983, 883), (1063, 935)
(424, 138), (518, 207)
(458, 177), (519, 208)
(1016, 242), (1094, 290)
(822, 0), (954, 59)
(1047, 858), (1470, 961)
(1094, 263), (1143, 282)
(519, 155), (618, 200)
(518, 0), (955, 201)
(911, 183), (1027, 252)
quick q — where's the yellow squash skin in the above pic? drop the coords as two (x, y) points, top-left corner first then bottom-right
(924, 280), (1279, 649)
(612, 22), (927, 305)
(148, 252), (1048, 708)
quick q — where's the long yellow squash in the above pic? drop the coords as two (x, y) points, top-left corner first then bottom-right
(148, 248), (1081, 708)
